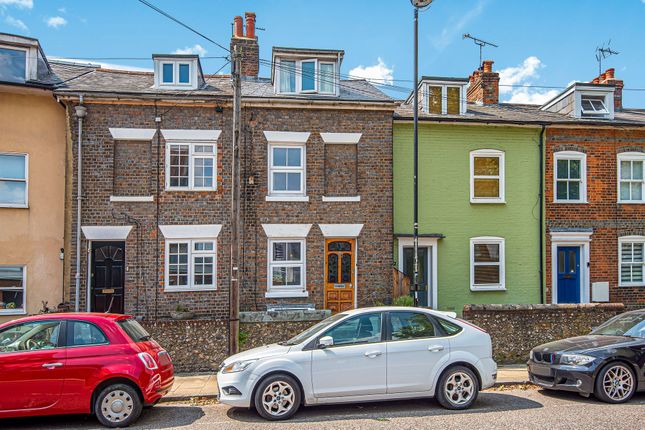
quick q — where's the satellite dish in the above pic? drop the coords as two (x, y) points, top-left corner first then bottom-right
(411, 0), (433, 7)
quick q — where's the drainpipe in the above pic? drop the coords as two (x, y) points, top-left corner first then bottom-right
(74, 96), (87, 312)
(538, 124), (546, 304)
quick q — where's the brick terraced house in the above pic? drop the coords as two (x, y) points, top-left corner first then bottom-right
(542, 69), (645, 308)
(53, 13), (396, 320)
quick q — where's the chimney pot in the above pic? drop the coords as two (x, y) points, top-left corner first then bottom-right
(605, 68), (615, 79)
(245, 12), (256, 39)
(592, 77), (600, 84)
(482, 60), (494, 73)
(233, 16), (243, 38)
(600, 72), (607, 82)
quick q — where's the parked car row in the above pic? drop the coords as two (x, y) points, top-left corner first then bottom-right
(0, 308), (643, 426)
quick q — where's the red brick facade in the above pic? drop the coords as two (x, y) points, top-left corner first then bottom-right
(545, 126), (645, 309)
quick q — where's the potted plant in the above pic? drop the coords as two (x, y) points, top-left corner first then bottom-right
(170, 303), (195, 320)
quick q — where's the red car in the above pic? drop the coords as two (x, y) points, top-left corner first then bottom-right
(0, 313), (174, 428)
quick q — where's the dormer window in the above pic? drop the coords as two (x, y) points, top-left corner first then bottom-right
(272, 47), (343, 96)
(414, 78), (468, 115)
(153, 55), (202, 90)
(0, 45), (27, 83)
(580, 94), (608, 117)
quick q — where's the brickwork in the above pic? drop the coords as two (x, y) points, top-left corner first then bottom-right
(65, 100), (394, 320)
(545, 126), (645, 308)
(467, 60), (500, 105)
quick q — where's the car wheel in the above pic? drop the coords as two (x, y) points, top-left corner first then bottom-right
(436, 366), (479, 410)
(253, 374), (301, 421)
(94, 383), (143, 428)
(594, 362), (637, 404)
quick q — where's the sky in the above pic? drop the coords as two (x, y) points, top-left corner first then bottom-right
(1, 0), (644, 106)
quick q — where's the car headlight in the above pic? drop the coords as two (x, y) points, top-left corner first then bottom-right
(221, 359), (258, 374)
(559, 353), (595, 366)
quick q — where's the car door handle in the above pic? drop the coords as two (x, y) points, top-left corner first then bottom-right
(428, 345), (445, 352)
(364, 351), (382, 358)
(42, 362), (64, 368)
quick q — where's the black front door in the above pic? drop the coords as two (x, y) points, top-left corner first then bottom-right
(91, 241), (125, 314)
(403, 247), (429, 307)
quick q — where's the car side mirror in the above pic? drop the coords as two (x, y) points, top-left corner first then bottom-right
(318, 336), (334, 349)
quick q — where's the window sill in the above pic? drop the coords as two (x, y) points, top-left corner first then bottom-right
(0, 204), (28, 209)
(265, 196), (310, 202)
(164, 287), (217, 293)
(322, 196), (361, 202)
(265, 290), (309, 298)
(470, 199), (505, 204)
(619, 283), (645, 288)
(165, 188), (219, 192)
(470, 286), (506, 292)
(618, 201), (645, 204)
(0, 309), (26, 316)
(553, 200), (588, 204)
(110, 196), (154, 202)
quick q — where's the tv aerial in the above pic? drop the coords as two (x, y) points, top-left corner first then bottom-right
(595, 41), (619, 76)
(463, 33), (498, 69)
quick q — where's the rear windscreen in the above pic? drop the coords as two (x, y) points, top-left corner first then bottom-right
(118, 319), (151, 342)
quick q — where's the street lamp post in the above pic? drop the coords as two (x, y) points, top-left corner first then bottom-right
(410, 0), (432, 307)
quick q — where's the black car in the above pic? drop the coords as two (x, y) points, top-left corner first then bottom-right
(527, 309), (645, 403)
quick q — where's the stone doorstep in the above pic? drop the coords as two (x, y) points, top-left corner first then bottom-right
(161, 366), (529, 402)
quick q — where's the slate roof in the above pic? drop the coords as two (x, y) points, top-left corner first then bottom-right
(49, 61), (393, 104)
(394, 102), (645, 126)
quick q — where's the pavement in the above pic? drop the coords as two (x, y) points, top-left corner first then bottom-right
(4, 389), (644, 429)
(164, 365), (530, 401)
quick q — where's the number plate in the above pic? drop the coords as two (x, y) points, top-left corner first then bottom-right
(530, 363), (552, 377)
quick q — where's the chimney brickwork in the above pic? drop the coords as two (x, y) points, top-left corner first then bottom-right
(230, 12), (259, 79)
(467, 60), (500, 105)
(596, 67), (623, 111)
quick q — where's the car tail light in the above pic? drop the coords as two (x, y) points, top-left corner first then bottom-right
(457, 318), (487, 333)
(138, 352), (158, 370)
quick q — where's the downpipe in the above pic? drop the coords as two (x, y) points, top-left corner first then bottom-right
(74, 96), (87, 312)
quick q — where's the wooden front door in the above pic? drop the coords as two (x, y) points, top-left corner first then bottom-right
(324, 239), (356, 313)
(91, 241), (125, 314)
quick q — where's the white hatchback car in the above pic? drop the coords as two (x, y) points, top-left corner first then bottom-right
(217, 307), (497, 420)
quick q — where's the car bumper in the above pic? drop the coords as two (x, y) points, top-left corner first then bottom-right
(142, 370), (175, 405)
(216, 370), (260, 408)
(527, 361), (595, 394)
(476, 358), (497, 389)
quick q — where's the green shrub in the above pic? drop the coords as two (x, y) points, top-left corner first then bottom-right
(393, 295), (414, 307)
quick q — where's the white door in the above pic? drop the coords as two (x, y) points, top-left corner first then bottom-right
(311, 312), (386, 398)
(386, 311), (450, 393)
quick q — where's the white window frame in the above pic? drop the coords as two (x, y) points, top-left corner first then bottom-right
(164, 239), (216, 292)
(165, 142), (217, 191)
(159, 61), (192, 87)
(580, 93), (609, 117)
(275, 58), (337, 95)
(0, 265), (27, 316)
(268, 144), (306, 197)
(0, 44), (29, 82)
(470, 237), (505, 291)
(617, 152), (645, 204)
(619, 236), (645, 287)
(422, 82), (467, 115)
(470, 149), (505, 204)
(267, 238), (307, 298)
(554, 151), (587, 203)
(0, 152), (28, 208)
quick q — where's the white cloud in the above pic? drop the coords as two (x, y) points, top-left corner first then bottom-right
(5, 15), (27, 31)
(46, 16), (67, 28)
(0, 0), (33, 9)
(498, 56), (559, 105)
(172, 44), (207, 57)
(433, 0), (485, 51)
(348, 57), (394, 85)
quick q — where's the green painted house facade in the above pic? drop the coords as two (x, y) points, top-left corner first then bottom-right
(393, 74), (543, 313)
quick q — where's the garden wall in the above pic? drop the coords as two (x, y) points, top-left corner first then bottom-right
(462, 303), (625, 363)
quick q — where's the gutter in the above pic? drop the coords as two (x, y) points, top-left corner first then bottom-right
(74, 96), (87, 312)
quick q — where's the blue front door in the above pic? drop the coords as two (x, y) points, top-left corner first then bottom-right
(557, 246), (581, 303)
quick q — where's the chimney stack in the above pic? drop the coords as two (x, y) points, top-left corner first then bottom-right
(596, 67), (623, 111)
(230, 12), (259, 79)
(467, 60), (500, 105)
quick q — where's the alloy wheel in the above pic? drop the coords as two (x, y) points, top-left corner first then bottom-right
(444, 371), (475, 405)
(261, 380), (296, 417)
(602, 364), (634, 402)
(101, 389), (135, 423)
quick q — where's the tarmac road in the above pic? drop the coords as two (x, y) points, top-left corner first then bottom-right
(3, 388), (644, 430)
